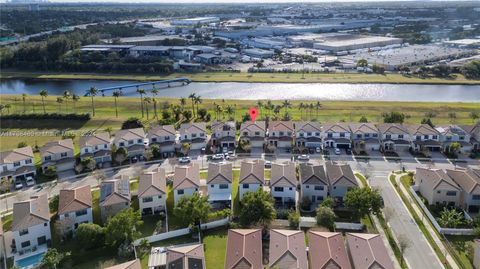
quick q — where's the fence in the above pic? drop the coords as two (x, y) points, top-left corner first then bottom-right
(409, 186), (474, 235)
(133, 217), (229, 246)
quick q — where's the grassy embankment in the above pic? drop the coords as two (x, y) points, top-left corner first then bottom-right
(1, 71), (480, 84)
(1, 94), (479, 152)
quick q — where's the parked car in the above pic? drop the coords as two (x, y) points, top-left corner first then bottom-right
(178, 157), (191, 164)
(297, 155), (310, 161)
(346, 148), (352, 155)
(264, 161), (272, 168)
(316, 147), (321, 153)
(14, 179), (23, 190)
(25, 177), (35, 187)
(335, 148), (341, 155)
(211, 154), (224, 160)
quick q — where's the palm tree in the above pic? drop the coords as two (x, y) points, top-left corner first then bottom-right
(299, 102), (304, 120)
(56, 97), (63, 113)
(151, 88), (159, 119)
(72, 94), (80, 113)
(63, 90), (70, 113)
(266, 100), (273, 117)
(172, 105), (182, 121)
(194, 95), (202, 118)
(144, 97), (151, 119)
(39, 89), (48, 114)
(215, 104), (222, 120)
(309, 103), (314, 120)
(112, 90), (121, 118)
(188, 93), (196, 117)
(180, 97), (187, 110)
(21, 93), (27, 113)
(257, 101), (264, 119)
(282, 99), (291, 114)
(226, 105), (234, 119)
(88, 87), (98, 117)
(315, 101), (322, 119)
(136, 88), (146, 118)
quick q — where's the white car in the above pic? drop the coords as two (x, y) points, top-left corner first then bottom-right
(178, 157), (191, 164)
(25, 177), (35, 187)
(211, 154), (224, 160)
(315, 147), (321, 153)
(14, 180), (23, 190)
(335, 148), (341, 155)
(297, 155), (310, 161)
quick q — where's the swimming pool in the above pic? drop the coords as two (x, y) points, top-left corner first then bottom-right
(15, 252), (45, 268)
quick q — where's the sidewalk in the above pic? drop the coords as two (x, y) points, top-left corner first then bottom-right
(394, 173), (459, 269)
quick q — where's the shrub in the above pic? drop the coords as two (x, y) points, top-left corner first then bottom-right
(316, 206), (336, 230)
(121, 117), (144, 129)
(288, 211), (300, 229)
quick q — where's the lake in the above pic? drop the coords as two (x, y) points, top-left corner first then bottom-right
(0, 79), (479, 102)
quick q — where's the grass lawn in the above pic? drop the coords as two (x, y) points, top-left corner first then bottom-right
(203, 229), (228, 269)
(445, 235), (476, 269)
(1, 214), (12, 231)
(2, 71), (479, 85)
(165, 185), (187, 230)
(91, 189), (102, 225)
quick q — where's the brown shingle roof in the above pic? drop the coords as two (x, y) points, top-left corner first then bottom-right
(270, 162), (297, 187)
(40, 139), (74, 156)
(166, 243), (205, 268)
(58, 185), (92, 215)
(323, 123), (350, 133)
(346, 233), (394, 269)
(148, 125), (176, 138)
(446, 168), (480, 194)
(269, 121), (294, 132)
(12, 194), (49, 231)
(211, 121), (236, 133)
(138, 168), (167, 198)
(79, 132), (110, 148)
(225, 229), (263, 269)
(100, 175), (131, 207)
(325, 162), (358, 187)
(269, 229), (308, 269)
(173, 164), (200, 190)
(207, 162), (232, 184)
(0, 146), (34, 165)
(105, 259), (141, 269)
(294, 121), (322, 133)
(113, 128), (145, 144)
(308, 231), (352, 269)
(405, 124), (439, 136)
(179, 122), (207, 134)
(348, 123), (378, 134)
(240, 121), (266, 133)
(299, 163), (327, 185)
(377, 123), (409, 136)
(239, 160), (265, 184)
(416, 167), (460, 191)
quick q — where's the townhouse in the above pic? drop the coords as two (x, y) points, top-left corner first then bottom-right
(299, 163), (328, 207)
(294, 121), (322, 149)
(0, 146), (35, 182)
(325, 161), (358, 202)
(207, 162), (232, 207)
(79, 132), (111, 165)
(210, 121), (236, 150)
(460, 123), (479, 152)
(446, 168), (480, 213)
(138, 167), (167, 216)
(173, 164), (200, 205)
(415, 167), (461, 207)
(178, 122), (207, 151)
(349, 123), (380, 152)
(147, 125), (176, 158)
(405, 124), (441, 152)
(12, 195), (51, 255)
(57, 185), (93, 233)
(239, 160), (265, 200)
(270, 162), (297, 208)
(40, 139), (75, 172)
(113, 128), (146, 158)
(269, 229), (308, 269)
(99, 175), (131, 221)
(267, 121), (295, 149)
(346, 233), (395, 269)
(308, 231), (352, 269)
(239, 121), (266, 149)
(436, 125), (473, 153)
(322, 123), (351, 149)
(377, 123), (411, 153)
(225, 229), (263, 269)
(105, 259), (141, 269)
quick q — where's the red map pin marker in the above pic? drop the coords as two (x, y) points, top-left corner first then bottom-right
(249, 107), (258, 122)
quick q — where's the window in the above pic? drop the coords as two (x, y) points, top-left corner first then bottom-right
(432, 135), (438, 140)
(19, 229), (28, 236)
(158, 195), (162, 199)
(446, 191), (457, 196)
(61, 152), (67, 158)
(340, 133), (345, 137)
(142, 197), (153, 203)
(120, 142), (125, 147)
(243, 132), (248, 136)
(473, 195), (480, 200)
(356, 134), (362, 139)
(437, 190), (441, 194)
(44, 223), (47, 227)
(317, 196), (324, 201)
(315, 132), (320, 136)
(299, 133), (304, 137)
(44, 156), (51, 161)
(306, 132), (312, 136)
(243, 184), (249, 189)
(287, 132), (292, 136)
(365, 133), (370, 138)
(385, 134), (391, 139)
(254, 131), (260, 136)
(219, 184), (228, 189)
(37, 236), (46, 246)
(104, 144), (107, 149)
(424, 135), (429, 139)
(314, 186), (324, 191)
(128, 140), (133, 145)
(289, 187), (292, 190)
(279, 132), (284, 136)
(184, 135), (187, 139)
(306, 185), (310, 189)
(94, 146), (98, 150)
(165, 136), (170, 140)
(13, 162), (20, 167)
(210, 184), (214, 188)
(192, 134), (197, 138)
(151, 138), (157, 143)
(416, 136), (421, 141)
(177, 190), (184, 195)
(76, 209), (88, 217)
(65, 213), (69, 218)
(137, 139), (142, 143)
(327, 133), (333, 138)
(25, 159), (32, 164)
(274, 187), (284, 192)
(200, 133), (205, 137)
(446, 136), (452, 140)
(372, 133), (378, 137)
(85, 148), (89, 153)
(21, 241), (30, 248)
(398, 135), (403, 139)
(459, 136), (465, 140)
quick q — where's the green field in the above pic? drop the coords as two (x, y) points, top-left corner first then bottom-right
(1, 71), (480, 84)
(0, 93), (479, 151)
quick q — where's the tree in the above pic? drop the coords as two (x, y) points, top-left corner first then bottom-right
(183, 110), (193, 121)
(469, 111), (479, 123)
(17, 141), (27, 148)
(282, 99), (292, 114)
(397, 234), (411, 267)
(316, 206), (336, 230)
(174, 193), (211, 228)
(151, 144), (161, 159)
(121, 117), (144, 129)
(137, 238), (151, 256)
(112, 90), (121, 118)
(194, 95), (202, 117)
(448, 142), (461, 155)
(239, 189), (276, 228)
(136, 88), (146, 118)
(21, 93), (27, 113)
(461, 60), (480, 79)
(188, 93), (196, 117)
(151, 88), (159, 119)
(88, 87), (98, 117)
(72, 94), (80, 113)
(144, 97), (151, 119)
(315, 101), (322, 119)
(357, 58), (368, 67)
(437, 208), (464, 228)
(344, 187), (383, 219)
(382, 111), (405, 123)
(359, 115), (368, 123)
(105, 208), (143, 247)
(114, 147), (128, 165)
(257, 101), (264, 119)
(448, 112), (457, 123)
(40, 248), (70, 269)
(39, 89), (48, 114)
(63, 90), (70, 113)
(288, 211), (300, 229)
(75, 223), (105, 250)
(49, 194), (59, 213)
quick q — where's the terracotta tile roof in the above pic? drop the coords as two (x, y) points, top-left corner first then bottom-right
(323, 123), (350, 133)
(99, 175), (131, 207)
(113, 128), (145, 144)
(270, 162), (297, 187)
(446, 168), (480, 194)
(269, 229), (308, 269)
(79, 132), (110, 148)
(12, 194), (49, 231)
(308, 231), (352, 269)
(404, 124), (439, 136)
(225, 229), (263, 269)
(346, 233), (394, 269)
(269, 121), (294, 132)
(240, 121), (266, 133)
(138, 168), (167, 198)
(348, 123), (378, 134)
(148, 125), (176, 138)
(325, 161), (358, 187)
(239, 160), (265, 184)
(179, 122), (207, 134)
(0, 146), (34, 165)
(105, 259), (141, 269)
(299, 163), (327, 185)
(40, 139), (74, 156)
(294, 121), (322, 133)
(211, 121), (236, 133)
(207, 162), (232, 184)
(58, 185), (92, 215)
(173, 164), (200, 190)
(416, 167), (460, 191)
